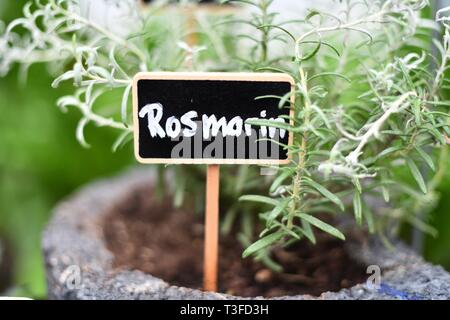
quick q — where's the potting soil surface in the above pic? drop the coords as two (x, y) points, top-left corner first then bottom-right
(103, 189), (367, 297)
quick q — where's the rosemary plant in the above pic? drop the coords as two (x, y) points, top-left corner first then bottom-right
(1, 0), (449, 265)
(215, 0), (450, 257)
(0, 0), (189, 149)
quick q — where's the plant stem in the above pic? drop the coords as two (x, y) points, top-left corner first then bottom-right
(287, 67), (310, 229)
(260, 0), (269, 63)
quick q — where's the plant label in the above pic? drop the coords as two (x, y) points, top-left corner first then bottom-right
(133, 72), (294, 164)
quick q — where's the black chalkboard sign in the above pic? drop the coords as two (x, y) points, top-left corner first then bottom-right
(132, 72), (294, 164)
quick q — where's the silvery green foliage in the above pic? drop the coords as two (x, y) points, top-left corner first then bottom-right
(0, 0), (186, 148)
(211, 0), (450, 257)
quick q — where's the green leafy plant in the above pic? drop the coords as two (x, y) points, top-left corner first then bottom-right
(215, 0), (450, 257)
(1, 0), (449, 269)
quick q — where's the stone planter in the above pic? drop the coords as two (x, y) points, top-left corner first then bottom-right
(43, 169), (450, 300)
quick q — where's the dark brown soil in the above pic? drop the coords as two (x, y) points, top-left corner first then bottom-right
(103, 188), (367, 298)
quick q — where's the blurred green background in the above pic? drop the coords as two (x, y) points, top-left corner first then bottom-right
(0, 0), (134, 298)
(0, 0), (449, 299)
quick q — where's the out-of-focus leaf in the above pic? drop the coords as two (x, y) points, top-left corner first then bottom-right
(406, 158), (427, 194)
(353, 191), (362, 225)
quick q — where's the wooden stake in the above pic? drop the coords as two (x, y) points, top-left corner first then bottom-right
(203, 164), (220, 292)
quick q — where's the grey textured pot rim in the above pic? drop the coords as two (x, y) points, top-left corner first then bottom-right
(43, 168), (450, 300)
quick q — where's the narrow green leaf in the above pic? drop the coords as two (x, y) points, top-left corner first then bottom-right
(257, 24), (296, 42)
(308, 72), (351, 83)
(300, 219), (316, 244)
(255, 66), (292, 75)
(242, 209), (253, 237)
(221, 207), (238, 235)
(352, 177), (362, 194)
(76, 118), (90, 148)
(267, 198), (290, 222)
(173, 174), (185, 208)
(398, 60), (414, 90)
(375, 145), (403, 161)
(412, 99), (422, 126)
(221, 0), (258, 7)
(297, 39), (321, 61)
(120, 84), (132, 125)
(297, 213), (345, 240)
(112, 131), (132, 152)
(424, 124), (445, 144)
(305, 9), (321, 22)
(254, 95), (283, 100)
(234, 165), (249, 195)
(258, 256), (283, 273)
(278, 91), (293, 109)
(362, 206), (375, 234)
(347, 27), (373, 44)
(303, 177), (344, 211)
(299, 40), (340, 57)
(239, 195), (279, 206)
(381, 185), (390, 202)
(270, 169), (293, 193)
(353, 192), (362, 226)
(380, 172), (390, 202)
(406, 158), (427, 194)
(414, 146), (435, 171)
(242, 231), (284, 258)
(245, 119), (298, 132)
(407, 215), (438, 238)
(310, 104), (331, 129)
(425, 100), (450, 106)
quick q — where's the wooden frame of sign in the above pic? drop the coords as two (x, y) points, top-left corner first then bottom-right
(132, 72), (295, 292)
(133, 72), (295, 165)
